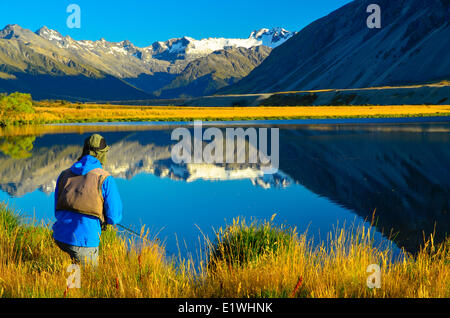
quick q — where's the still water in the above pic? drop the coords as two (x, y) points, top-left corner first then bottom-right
(1, 119), (449, 260)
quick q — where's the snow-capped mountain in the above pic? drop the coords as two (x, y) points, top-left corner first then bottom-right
(36, 26), (294, 62)
(249, 27), (294, 48)
(152, 27), (294, 58)
(36, 26), (148, 60)
(35, 26), (167, 78)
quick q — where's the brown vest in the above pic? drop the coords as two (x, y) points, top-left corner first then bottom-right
(55, 168), (111, 223)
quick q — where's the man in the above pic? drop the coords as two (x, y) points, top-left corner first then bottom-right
(53, 134), (122, 266)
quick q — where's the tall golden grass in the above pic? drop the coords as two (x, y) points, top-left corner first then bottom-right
(0, 204), (448, 298)
(34, 104), (450, 122)
(4, 101), (450, 125)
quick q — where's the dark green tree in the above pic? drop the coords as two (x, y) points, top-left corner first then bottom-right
(0, 92), (35, 126)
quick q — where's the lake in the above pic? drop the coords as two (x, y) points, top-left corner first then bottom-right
(1, 118), (449, 261)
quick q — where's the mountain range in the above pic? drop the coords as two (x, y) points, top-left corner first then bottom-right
(1, 0), (448, 102)
(221, 0), (450, 94)
(0, 25), (292, 100)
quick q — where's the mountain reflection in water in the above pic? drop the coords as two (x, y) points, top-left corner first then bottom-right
(0, 122), (449, 256)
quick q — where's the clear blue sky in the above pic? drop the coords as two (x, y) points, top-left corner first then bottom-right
(1, 0), (352, 46)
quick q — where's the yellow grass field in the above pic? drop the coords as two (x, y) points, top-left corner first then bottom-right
(22, 104), (450, 124)
(1, 205), (449, 298)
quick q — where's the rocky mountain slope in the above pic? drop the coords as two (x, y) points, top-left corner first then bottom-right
(156, 46), (272, 98)
(220, 0), (450, 94)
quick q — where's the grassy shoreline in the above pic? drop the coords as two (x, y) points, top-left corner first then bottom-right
(6, 102), (450, 126)
(1, 204), (448, 298)
(2, 93), (450, 126)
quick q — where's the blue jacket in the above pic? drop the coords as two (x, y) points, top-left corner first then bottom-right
(52, 155), (123, 247)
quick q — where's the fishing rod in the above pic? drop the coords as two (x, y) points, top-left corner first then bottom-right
(116, 223), (143, 238)
(114, 223), (160, 243)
